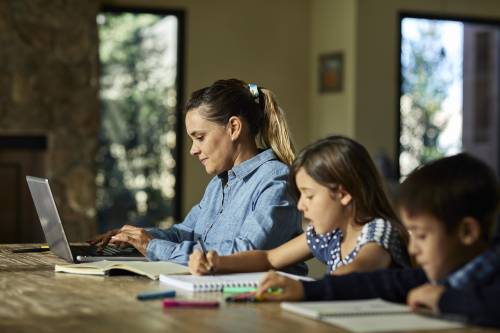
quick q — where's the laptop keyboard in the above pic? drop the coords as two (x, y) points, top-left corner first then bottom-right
(70, 245), (139, 257)
(100, 246), (136, 256)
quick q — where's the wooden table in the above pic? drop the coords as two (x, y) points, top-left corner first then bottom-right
(0, 244), (494, 333)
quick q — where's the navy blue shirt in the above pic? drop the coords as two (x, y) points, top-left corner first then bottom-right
(302, 244), (500, 328)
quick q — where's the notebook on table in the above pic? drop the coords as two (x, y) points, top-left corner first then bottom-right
(26, 176), (146, 263)
(55, 260), (189, 280)
(281, 298), (465, 332)
(159, 271), (313, 292)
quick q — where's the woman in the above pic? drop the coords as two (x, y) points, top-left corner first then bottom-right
(89, 79), (305, 272)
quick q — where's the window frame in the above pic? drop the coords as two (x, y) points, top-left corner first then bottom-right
(396, 12), (500, 178)
(98, 5), (185, 222)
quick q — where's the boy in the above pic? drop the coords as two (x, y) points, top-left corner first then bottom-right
(257, 153), (500, 328)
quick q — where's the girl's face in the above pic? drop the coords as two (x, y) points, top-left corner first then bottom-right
(186, 107), (235, 175)
(295, 168), (352, 234)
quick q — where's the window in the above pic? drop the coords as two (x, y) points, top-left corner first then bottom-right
(96, 7), (184, 232)
(398, 14), (500, 178)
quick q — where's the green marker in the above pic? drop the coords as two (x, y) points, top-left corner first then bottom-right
(223, 287), (257, 294)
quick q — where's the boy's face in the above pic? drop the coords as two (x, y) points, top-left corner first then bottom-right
(401, 209), (468, 282)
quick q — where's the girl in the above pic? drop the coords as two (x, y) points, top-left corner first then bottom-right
(89, 79), (304, 270)
(189, 135), (410, 276)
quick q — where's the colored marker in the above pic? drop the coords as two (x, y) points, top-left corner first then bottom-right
(225, 291), (258, 303)
(223, 287), (257, 294)
(137, 290), (176, 301)
(225, 288), (283, 302)
(162, 300), (220, 308)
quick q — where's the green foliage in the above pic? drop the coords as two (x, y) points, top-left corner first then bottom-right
(96, 13), (178, 231)
(400, 20), (453, 175)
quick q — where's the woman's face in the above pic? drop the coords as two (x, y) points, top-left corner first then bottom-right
(185, 107), (235, 175)
(295, 167), (352, 234)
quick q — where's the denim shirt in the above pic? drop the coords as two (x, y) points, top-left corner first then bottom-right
(145, 149), (305, 273)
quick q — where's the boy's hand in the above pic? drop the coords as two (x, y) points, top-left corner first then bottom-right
(407, 283), (445, 314)
(188, 250), (219, 275)
(256, 271), (305, 301)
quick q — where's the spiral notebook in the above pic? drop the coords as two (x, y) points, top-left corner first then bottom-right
(159, 271), (312, 292)
(281, 298), (410, 318)
(281, 299), (464, 332)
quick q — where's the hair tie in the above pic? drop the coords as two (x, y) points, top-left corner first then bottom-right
(248, 83), (259, 104)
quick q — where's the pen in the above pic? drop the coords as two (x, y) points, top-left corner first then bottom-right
(197, 236), (208, 254)
(197, 236), (213, 273)
(137, 290), (176, 301)
(12, 245), (50, 253)
(162, 300), (220, 308)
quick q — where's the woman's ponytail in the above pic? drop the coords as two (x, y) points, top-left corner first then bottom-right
(258, 89), (295, 165)
(185, 79), (296, 165)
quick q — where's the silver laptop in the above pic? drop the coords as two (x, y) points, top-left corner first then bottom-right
(26, 176), (147, 263)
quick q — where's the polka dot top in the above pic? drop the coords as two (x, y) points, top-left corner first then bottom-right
(306, 218), (410, 274)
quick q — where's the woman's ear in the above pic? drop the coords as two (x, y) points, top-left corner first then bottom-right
(227, 116), (242, 141)
(458, 217), (482, 246)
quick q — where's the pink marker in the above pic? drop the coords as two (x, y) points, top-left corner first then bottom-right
(162, 300), (220, 308)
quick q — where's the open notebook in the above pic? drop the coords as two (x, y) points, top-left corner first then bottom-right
(281, 299), (465, 333)
(55, 260), (189, 280)
(160, 271), (313, 292)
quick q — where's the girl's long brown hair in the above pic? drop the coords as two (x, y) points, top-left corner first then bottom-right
(289, 135), (408, 244)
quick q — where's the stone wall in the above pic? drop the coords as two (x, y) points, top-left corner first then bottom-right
(0, 0), (101, 240)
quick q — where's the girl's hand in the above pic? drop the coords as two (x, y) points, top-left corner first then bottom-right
(407, 283), (445, 314)
(109, 225), (152, 256)
(188, 250), (219, 275)
(256, 271), (305, 301)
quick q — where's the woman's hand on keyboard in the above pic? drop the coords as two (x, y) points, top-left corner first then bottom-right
(87, 229), (121, 252)
(109, 225), (153, 256)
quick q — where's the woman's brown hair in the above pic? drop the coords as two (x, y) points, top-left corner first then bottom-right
(184, 79), (295, 165)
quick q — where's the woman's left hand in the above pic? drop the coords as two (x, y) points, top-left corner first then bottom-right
(110, 225), (153, 256)
(407, 283), (445, 314)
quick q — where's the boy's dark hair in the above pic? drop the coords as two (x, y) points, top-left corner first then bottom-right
(399, 153), (499, 238)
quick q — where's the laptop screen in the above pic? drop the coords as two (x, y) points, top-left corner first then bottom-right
(26, 176), (74, 262)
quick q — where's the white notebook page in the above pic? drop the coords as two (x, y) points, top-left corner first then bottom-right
(322, 313), (464, 332)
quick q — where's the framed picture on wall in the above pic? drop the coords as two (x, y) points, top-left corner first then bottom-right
(318, 52), (343, 93)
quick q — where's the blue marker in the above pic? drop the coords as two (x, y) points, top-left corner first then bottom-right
(136, 290), (176, 301)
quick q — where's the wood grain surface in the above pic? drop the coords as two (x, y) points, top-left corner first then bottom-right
(0, 244), (493, 333)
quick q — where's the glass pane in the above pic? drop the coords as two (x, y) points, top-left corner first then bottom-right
(96, 12), (178, 232)
(400, 18), (463, 177)
(400, 17), (500, 178)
